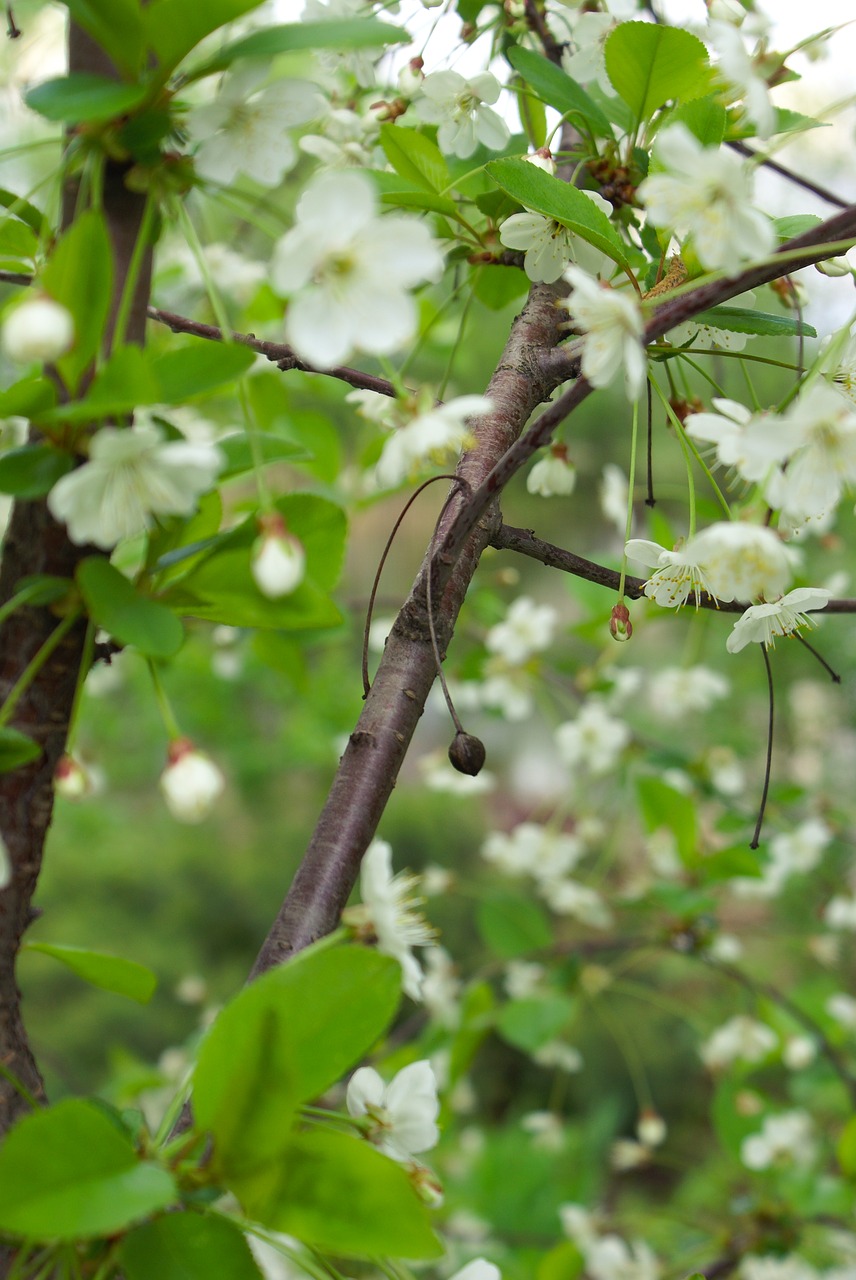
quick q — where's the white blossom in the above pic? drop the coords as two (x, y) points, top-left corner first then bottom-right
(271, 170), (443, 368)
(726, 588), (831, 653)
(533, 1040), (583, 1073)
(526, 451), (577, 496)
(348, 839), (435, 1000)
(481, 822), (583, 882)
(700, 1015), (778, 1070)
(186, 65), (324, 186)
(741, 1258), (818, 1280)
(741, 1109), (817, 1170)
(647, 666), (729, 719)
(375, 396), (492, 488)
(2, 295), (74, 364)
(450, 1262), (501, 1280)
(251, 521), (306, 598)
(555, 701), (630, 775)
(504, 960), (546, 1000)
(521, 1110), (565, 1150)
(545, 878), (612, 928)
(560, 13), (617, 95)
(585, 1234), (660, 1280)
(824, 895), (856, 931)
(0, 834), (10, 890)
(159, 741), (225, 823)
(485, 597), (557, 666)
(48, 422), (223, 550)
(765, 382), (856, 527)
(346, 1059), (440, 1162)
(627, 523), (792, 609)
(637, 125), (774, 274)
(827, 992), (856, 1028)
(783, 1036), (817, 1070)
(561, 267), (646, 399)
(600, 463), (629, 536)
(685, 397), (797, 486)
(499, 190), (612, 283)
(421, 946), (461, 1028)
(708, 20), (775, 139)
(300, 106), (379, 169)
(414, 70), (509, 159)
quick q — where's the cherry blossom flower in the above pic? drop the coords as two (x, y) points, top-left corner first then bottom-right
(375, 395), (493, 488)
(346, 839), (435, 1000)
(559, 12), (618, 94)
(299, 105), (380, 169)
(555, 700), (630, 775)
(647, 666), (729, 720)
(484, 596), (557, 666)
(700, 1016), (778, 1070)
(627, 523), (792, 608)
(346, 1059), (440, 1162)
(251, 517), (306, 598)
(271, 170), (443, 368)
(741, 1109), (817, 1170)
(764, 382), (856, 526)
(186, 65), (324, 187)
(159, 740), (225, 823)
(824, 895), (856, 930)
(482, 822), (584, 884)
(499, 190), (612, 284)
(685, 397), (798, 485)
(414, 71), (509, 159)
(526, 450), (577, 496)
(47, 422), (224, 550)
(708, 20), (775, 139)
(637, 125), (774, 274)
(726, 588), (831, 653)
(2, 295), (74, 363)
(546, 878), (612, 928)
(561, 267), (646, 399)
(450, 1262), (501, 1280)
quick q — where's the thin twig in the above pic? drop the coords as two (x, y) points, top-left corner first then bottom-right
(729, 140), (850, 209)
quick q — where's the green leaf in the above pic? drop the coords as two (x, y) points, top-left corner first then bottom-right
(42, 209), (113, 395)
(517, 77), (547, 149)
(0, 217), (38, 264)
(144, 0), (269, 74)
(0, 189), (49, 238)
(775, 214), (822, 241)
(0, 376), (56, 420)
(0, 726), (41, 772)
(61, 0), (145, 77)
(694, 306), (816, 339)
(697, 843), (763, 884)
(604, 22), (711, 125)
(496, 995), (575, 1053)
(636, 775), (697, 865)
(77, 557), (184, 659)
(506, 46), (613, 139)
(82, 343), (162, 416)
(449, 980), (495, 1084)
(0, 445), (73, 499)
(662, 95), (726, 147)
(233, 1128), (442, 1259)
(0, 1099), (176, 1239)
(486, 158), (629, 269)
(380, 124), (450, 194)
(151, 341), (257, 402)
(218, 433), (309, 480)
(537, 1241), (584, 1280)
(121, 1211), (263, 1280)
(472, 263), (529, 310)
(24, 943), (157, 1004)
(187, 19), (408, 79)
(477, 889), (553, 959)
(193, 942), (400, 1172)
(25, 74), (149, 125)
(369, 170), (458, 219)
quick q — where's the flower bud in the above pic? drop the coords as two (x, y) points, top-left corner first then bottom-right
(2, 296), (74, 364)
(815, 257), (852, 278)
(251, 514), (306, 598)
(160, 738), (225, 823)
(636, 1109), (667, 1147)
(448, 731), (486, 776)
(55, 754), (101, 800)
(610, 601), (632, 642)
(524, 147), (556, 175)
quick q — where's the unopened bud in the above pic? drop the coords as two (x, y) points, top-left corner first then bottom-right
(448, 731), (486, 776)
(636, 1109), (667, 1147)
(610, 602), (632, 642)
(815, 257), (852, 278)
(160, 738), (225, 823)
(252, 513), (306, 598)
(2, 295), (75, 364)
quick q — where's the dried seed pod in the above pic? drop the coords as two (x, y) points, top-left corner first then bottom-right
(448, 731), (486, 776)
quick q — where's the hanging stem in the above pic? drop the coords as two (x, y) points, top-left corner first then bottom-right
(0, 610), (81, 730)
(111, 191), (155, 352)
(750, 645), (775, 850)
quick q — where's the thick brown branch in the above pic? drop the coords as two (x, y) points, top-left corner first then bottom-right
(250, 282), (567, 974)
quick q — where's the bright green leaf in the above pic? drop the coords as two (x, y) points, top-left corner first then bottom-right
(604, 22), (711, 125)
(0, 445), (74, 499)
(0, 376), (57, 420)
(775, 214), (822, 241)
(837, 1115), (856, 1178)
(194, 942), (400, 1172)
(77, 558), (184, 659)
(506, 46), (613, 139)
(218, 433), (309, 480)
(477, 889), (553, 958)
(233, 1128), (442, 1259)
(0, 189), (49, 238)
(380, 124), (450, 194)
(690, 306), (815, 339)
(151, 341), (257, 403)
(187, 19), (408, 79)
(0, 1099), (176, 1239)
(25, 74), (149, 125)
(42, 209), (113, 395)
(369, 171), (458, 219)
(537, 1241), (584, 1280)
(24, 943), (157, 1003)
(486, 158), (629, 269)
(662, 96), (726, 146)
(0, 217), (38, 264)
(144, 0), (276, 75)
(121, 1212), (264, 1280)
(496, 995), (575, 1053)
(0, 727), (41, 772)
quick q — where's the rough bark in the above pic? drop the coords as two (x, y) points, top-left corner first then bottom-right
(0, 23), (152, 1138)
